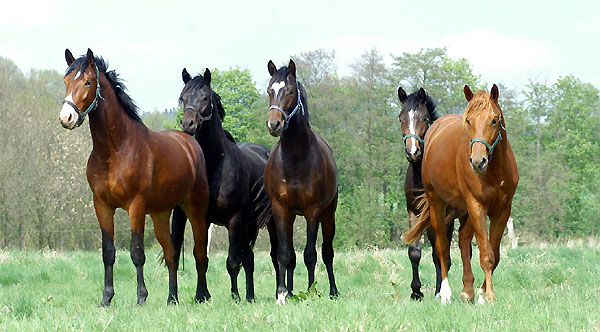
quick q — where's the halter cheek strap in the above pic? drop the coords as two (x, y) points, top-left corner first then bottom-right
(469, 119), (506, 161)
(269, 83), (304, 131)
(62, 65), (104, 127)
(402, 120), (429, 146)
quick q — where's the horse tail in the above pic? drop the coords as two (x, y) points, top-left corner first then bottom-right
(402, 191), (430, 244)
(171, 206), (188, 257)
(246, 177), (272, 249)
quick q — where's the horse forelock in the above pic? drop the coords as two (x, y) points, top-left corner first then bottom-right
(400, 90), (439, 121)
(463, 91), (501, 127)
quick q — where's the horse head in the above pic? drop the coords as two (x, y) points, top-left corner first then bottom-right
(266, 59), (304, 137)
(179, 68), (219, 135)
(397, 87), (435, 163)
(463, 84), (504, 174)
(60, 48), (103, 130)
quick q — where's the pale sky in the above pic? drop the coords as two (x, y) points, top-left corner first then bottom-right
(1, 0), (598, 112)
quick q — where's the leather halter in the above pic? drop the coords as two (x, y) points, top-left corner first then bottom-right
(269, 82), (304, 131)
(62, 65), (104, 128)
(470, 118), (506, 161)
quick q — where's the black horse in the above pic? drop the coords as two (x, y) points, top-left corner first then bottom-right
(397, 87), (468, 300)
(171, 68), (274, 302)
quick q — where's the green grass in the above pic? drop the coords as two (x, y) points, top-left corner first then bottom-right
(0, 245), (599, 331)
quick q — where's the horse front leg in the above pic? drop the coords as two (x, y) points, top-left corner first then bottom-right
(458, 214), (475, 303)
(272, 202), (294, 304)
(466, 198), (494, 304)
(128, 200), (148, 305)
(428, 193), (451, 304)
(94, 198), (116, 307)
(408, 211), (424, 300)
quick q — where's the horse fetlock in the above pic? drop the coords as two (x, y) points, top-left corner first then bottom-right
(440, 278), (452, 304)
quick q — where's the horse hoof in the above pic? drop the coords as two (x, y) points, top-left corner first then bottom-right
(460, 294), (474, 304)
(167, 297), (178, 305)
(276, 292), (287, 305)
(410, 292), (424, 301)
(99, 301), (111, 307)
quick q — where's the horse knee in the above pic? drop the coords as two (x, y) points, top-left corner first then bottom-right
(304, 247), (317, 267)
(130, 234), (145, 267)
(408, 244), (421, 263)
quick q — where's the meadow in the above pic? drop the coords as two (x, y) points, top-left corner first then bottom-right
(0, 243), (599, 331)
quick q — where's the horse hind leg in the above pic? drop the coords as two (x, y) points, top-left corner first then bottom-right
(226, 214), (243, 302)
(151, 210), (179, 305)
(304, 210), (320, 291)
(428, 194), (451, 304)
(183, 203), (211, 303)
(321, 196), (339, 298)
(241, 222), (256, 302)
(94, 199), (116, 307)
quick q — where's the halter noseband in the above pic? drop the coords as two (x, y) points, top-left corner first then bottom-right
(469, 118), (506, 161)
(402, 118), (430, 147)
(269, 82), (304, 131)
(62, 65), (104, 128)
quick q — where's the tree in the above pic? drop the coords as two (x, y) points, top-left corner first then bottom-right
(391, 47), (482, 115)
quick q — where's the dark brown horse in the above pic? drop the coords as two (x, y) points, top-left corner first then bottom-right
(397, 87), (467, 300)
(404, 85), (518, 304)
(171, 68), (273, 302)
(265, 60), (339, 303)
(59, 49), (210, 306)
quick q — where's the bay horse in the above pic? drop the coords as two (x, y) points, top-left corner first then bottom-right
(397, 87), (467, 300)
(265, 60), (339, 303)
(403, 84), (518, 304)
(59, 49), (210, 306)
(172, 68), (273, 302)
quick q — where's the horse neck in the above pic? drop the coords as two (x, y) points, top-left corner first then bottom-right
(280, 111), (313, 158)
(88, 75), (146, 157)
(195, 113), (229, 164)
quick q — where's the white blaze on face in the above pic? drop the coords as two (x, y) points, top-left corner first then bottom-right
(59, 92), (78, 127)
(271, 81), (286, 98)
(408, 109), (418, 154)
(74, 71), (81, 80)
(440, 278), (452, 304)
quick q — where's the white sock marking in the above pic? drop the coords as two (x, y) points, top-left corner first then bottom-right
(408, 109), (418, 154)
(271, 81), (286, 98)
(276, 292), (287, 305)
(477, 288), (486, 304)
(440, 278), (452, 304)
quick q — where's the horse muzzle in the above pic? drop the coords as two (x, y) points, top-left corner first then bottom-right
(470, 156), (488, 174)
(266, 119), (283, 137)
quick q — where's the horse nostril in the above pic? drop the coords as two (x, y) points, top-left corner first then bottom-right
(274, 121), (281, 130)
(68, 114), (72, 122)
(481, 157), (487, 166)
(189, 120), (194, 127)
(469, 158), (473, 164)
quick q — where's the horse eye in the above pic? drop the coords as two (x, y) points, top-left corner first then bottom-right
(466, 120), (471, 126)
(84, 80), (91, 86)
(491, 119), (497, 125)
(202, 97), (208, 101)
(287, 89), (294, 95)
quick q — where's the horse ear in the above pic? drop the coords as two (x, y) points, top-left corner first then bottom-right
(86, 48), (95, 66)
(204, 68), (211, 85)
(418, 87), (427, 103)
(268, 60), (277, 76)
(65, 49), (75, 66)
(464, 85), (473, 102)
(397, 87), (407, 104)
(288, 59), (296, 77)
(490, 84), (499, 102)
(182, 68), (192, 83)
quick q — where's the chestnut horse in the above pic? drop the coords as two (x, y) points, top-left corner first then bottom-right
(397, 87), (467, 300)
(172, 68), (273, 302)
(59, 49), (210, 305)
(404, 84), (518, 304)
(265, 60), (339, 303)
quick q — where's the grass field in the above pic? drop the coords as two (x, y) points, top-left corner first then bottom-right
(0, 243), (599, 331)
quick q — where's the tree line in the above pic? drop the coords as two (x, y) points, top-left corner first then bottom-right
(0, 47), (598, 250)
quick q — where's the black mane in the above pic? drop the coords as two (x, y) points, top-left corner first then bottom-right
(272, 66), (310, 126)
(179, 74), (226, 121)
(403, 90), (439, 121)
(65, 55), (142, 122)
